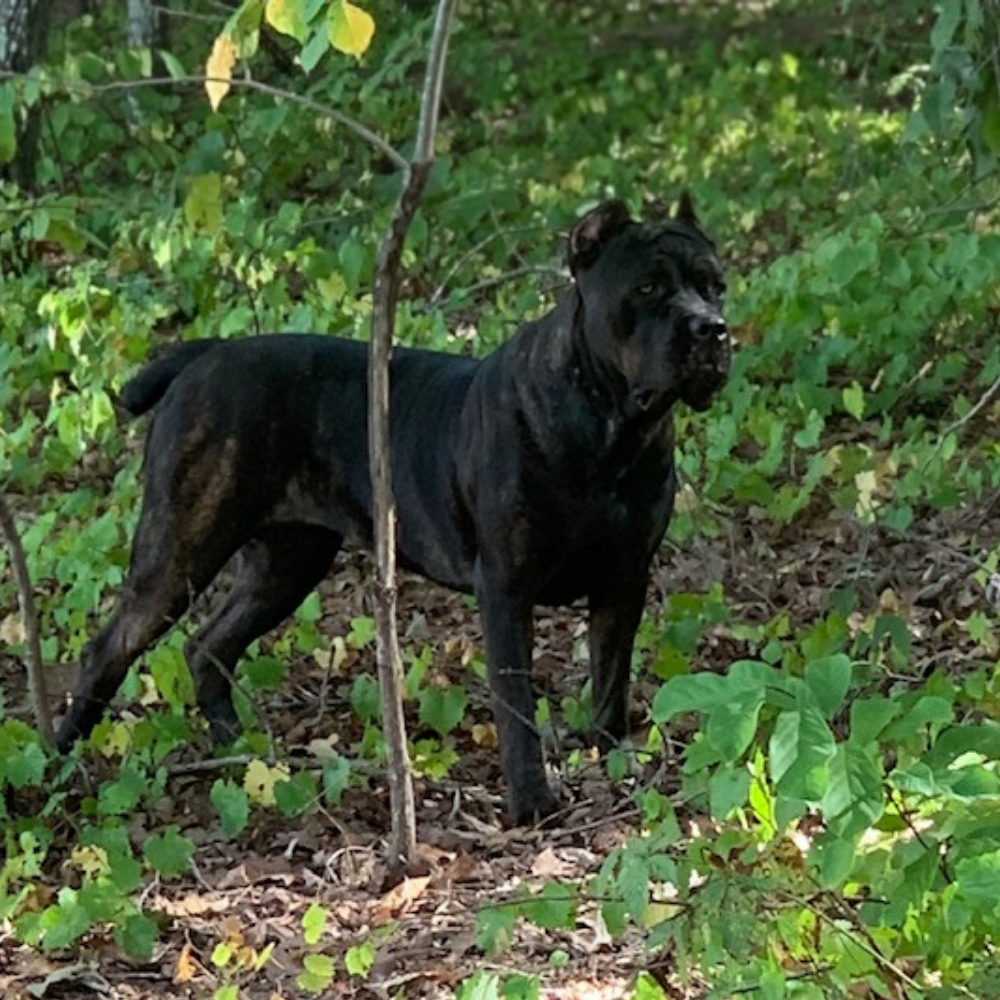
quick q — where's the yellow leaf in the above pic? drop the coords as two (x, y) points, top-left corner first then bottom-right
(471, 722), (498, 749)
(244, 759), (290, 807)
(0, 613), (25, 645)
(265, 0), (306, 41)
(70, 845), (109, 878)
(205, 34), (237, 110)
(174, 943), (198, 984)
(97, 720), (134, 758)
(329, 1), (375, 58)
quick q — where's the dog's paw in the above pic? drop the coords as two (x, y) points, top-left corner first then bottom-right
(508, 781), (561, 827)
(205, 708), (242, 748)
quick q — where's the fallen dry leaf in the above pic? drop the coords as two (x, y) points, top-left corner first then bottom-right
(373, 875), (431, 924)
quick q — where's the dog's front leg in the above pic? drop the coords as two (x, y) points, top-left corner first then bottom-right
(588, 577), (647, 750)
(476, 570), (559, 825)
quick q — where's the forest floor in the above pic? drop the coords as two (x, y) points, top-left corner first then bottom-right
(2, 482), (997, 999)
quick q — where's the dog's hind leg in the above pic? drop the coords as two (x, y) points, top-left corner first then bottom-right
(56, 499), (248, 751)
(184, 523), (340, 744)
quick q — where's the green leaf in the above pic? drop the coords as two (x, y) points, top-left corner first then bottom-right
(148, 644), (194, 709)
(298, 592), (323, 623)
(265, 0), (308, 41)
(418, 685), (467, 737)
(804, 654), (853, 718)
(34, 889), (93, 952)
(769, 705), (836, 802)
(955, 849), (1000, 909)
(0, 109), (16, 164)
(475, 903), (516, 956)
(159, 50), (187, 79)
(820, 743), (884, 835)
(931, 0), (963, 51)
(350, 673), (381, 722)
(947, 763), (1000, 797)
(183, 173), (223, 234)
(84, 827), (143, 891)
(322, 756), (351, 806)
(297, 952), (336, 993)
(210, 779), (250, 838)
(501, 973), (540, 1000)
(882, 695), (953, 741)
(117, 913), (159, 961)
(521, 882), (577, 930)
(812, 832), (858, 889)
(302, 903), (327, 946)
(347, 614), (375, 648)
(705, 692), (763, 761)
(274, 771), (318, 817)
(242, 655), (287, 690)
(849, 696), (899, 744)
(457, 971), (501, 1000)
(345, 940), (375, 977)
(653, 671), (726, 720)
(617, 848), (650, 922)
(3, 741), (46, 788)
(631, 972), (669, 1000)
(842, 382), (865, 420)
(143, 826), (195, 879)
(0, 83), (16, 163)
(708, 763), (751, 818)
(97, 764), (148, 816)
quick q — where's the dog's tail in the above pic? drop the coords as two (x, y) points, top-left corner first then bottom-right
(119, 340), (221, 416)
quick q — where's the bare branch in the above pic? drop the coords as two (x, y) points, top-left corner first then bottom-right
(0, 490), (55, 747)
(0, 70), (408, 172)
(368, 0), (458, 875)
(940, 365), (1000, 441)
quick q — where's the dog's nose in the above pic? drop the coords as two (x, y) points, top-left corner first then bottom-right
(692, 316), (728, 341)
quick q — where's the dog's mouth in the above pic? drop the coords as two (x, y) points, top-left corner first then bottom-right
(632, 388), (659, 413)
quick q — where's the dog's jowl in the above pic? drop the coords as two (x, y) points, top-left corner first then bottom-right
(57, 196), (729, 825)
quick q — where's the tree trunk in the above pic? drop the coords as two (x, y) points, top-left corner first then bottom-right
(0, 0), (47, 190)
(127, 0), (167, 51)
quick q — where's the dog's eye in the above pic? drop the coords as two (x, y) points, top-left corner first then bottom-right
(636, 282), (656, 296)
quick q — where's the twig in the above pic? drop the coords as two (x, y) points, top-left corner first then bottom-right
(0, 490), (55, 746)
(0, 70), (408, 172)
(781, 888), (921, 999)
(427, 225), (553, 307)
(940, 366), (1000, 441)
(439, 264), (567, 307)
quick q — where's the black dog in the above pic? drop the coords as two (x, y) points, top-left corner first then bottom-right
(56, 197), (729, 824)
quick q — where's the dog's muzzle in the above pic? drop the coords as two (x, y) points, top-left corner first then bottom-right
(681, 314), (730, 411)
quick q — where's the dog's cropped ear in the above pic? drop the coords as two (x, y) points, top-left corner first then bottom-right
(569, 200), (633, 273)
(676, 191), (699, 226)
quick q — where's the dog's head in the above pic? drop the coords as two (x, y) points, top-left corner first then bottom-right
(568, 194), (729, 417)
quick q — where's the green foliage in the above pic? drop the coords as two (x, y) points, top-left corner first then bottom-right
(210, 779), (250, 838)
(297, 953), (336, 994)
(909, 0), (1000, 173)
(2, 0), (1000, 994)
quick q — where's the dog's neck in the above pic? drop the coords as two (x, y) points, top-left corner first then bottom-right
(506, 291), (674, 478)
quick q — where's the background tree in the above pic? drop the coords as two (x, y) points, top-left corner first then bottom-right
(127, 0), (168, 53)
(0, 0), (46, 188)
